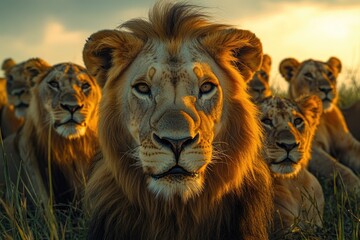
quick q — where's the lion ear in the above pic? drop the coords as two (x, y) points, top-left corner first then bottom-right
(83, 29), (144, 88)
(262, 54), (272, 75)
(296, 95), (322, 126)
(279, 58), (300, 82)
(327, 57), (341, 77)
(2, 58), (16, 74)
(24, 58), (51, 79)
(201, 28), (263, 82)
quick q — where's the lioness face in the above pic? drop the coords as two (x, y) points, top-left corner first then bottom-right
(37, 63), (101, 139)
(280, 57), (341, 112)
(121, 44), (223, 200)
(259, 96), (321, 177)
(4, 63), (32, 118)
(247, 54), (272, 103)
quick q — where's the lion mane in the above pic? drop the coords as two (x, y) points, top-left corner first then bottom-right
(83, 2), (273, 240)
(279, 57), (360, 192)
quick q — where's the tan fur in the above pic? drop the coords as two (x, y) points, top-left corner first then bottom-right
(1, 58), (50, 138)
(279, 57), (360, 192)
(83, 2), (273, 239)
(341, 100), (360, 141)
(258, 96), (324, 236)
(248, 54), (272, 103)
(0, 62), (101, 207)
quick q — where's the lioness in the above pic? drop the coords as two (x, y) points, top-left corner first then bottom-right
(259, 95), (324, 236)
(0, 62), (101, 207)
(280, 57), (360, 192)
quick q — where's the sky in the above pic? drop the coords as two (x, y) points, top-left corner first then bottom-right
(1, 0), (359, 90)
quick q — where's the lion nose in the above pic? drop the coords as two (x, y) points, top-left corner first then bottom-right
(153, 133), (199, 160)
(11, 88), (26, 97)
(61, 104), (83, 114)
(276, 142), (299, 153)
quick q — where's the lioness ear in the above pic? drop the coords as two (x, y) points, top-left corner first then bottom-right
(24, 58), (51, 80)
(2, 58), (16, 74)
(279, 58), (300, 82)
(83, 29), (144, 88)
(262, 54), (272, 75)
(327, 57), (341, 77)
(201, 28), (263, 82)
(296, 95), (322, 126)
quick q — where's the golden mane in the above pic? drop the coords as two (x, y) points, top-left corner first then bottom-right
(84, 2), (272, 239)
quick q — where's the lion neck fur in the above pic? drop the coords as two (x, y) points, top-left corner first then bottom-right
(85, 81), (273, 239)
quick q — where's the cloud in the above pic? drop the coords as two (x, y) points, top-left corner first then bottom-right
(0, 21), (89, 66)
(229, 1), (360, 89)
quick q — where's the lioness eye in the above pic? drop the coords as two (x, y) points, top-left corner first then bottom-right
(7, 75), (14, 83)
(304, 72), (313, 79)
(293, 117), (303, 127)
(82, 82), (91, 91)
(327, 71), (335, 81)
(260, 71), (268, 79)
(261, 118), (273, 127)
(200, 82), (215, 95)
(134, 83), (151, 95)
(48, 80), (59, 89)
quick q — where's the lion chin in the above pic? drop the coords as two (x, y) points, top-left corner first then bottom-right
(54, 122), (87, 139)
(147, 169), (204, 201)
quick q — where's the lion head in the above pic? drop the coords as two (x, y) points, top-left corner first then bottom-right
(83, 2), (272, 239)
(1, 58), (50, 118)
(279, 57), (341, 112)
(258, 95), (322, 177)
(29, 62), (101, 140)
(248, 54), (272, 102)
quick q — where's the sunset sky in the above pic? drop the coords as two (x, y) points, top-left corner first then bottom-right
(1, 0), (359, 90)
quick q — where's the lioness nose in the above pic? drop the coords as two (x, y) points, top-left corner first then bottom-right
(276, 142), (299, 152)
(61, 104), (83, 113)
(153, 133), (199, 160)
(319, 87), (332, 94)
(11, 88), (26, 97)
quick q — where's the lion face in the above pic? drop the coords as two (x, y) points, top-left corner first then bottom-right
(84, 24), (263, 201)
(35, 63), (101, 139)
(2, 58), (50, 118)
(279, 57), (341, 112)
(127, 58), (223, 200)
(259, 95), (322, 177)
(247, 54), (272, 102)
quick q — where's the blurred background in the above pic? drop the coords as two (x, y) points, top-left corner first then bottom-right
(1, 0), (359, 91)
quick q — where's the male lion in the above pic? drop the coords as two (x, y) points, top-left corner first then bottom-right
(258, 95), (324, 236)
(83, 2), (273, 239)
(247, 54), (272, 103)
(1, 58), (50, 138)
(0, 62), (101, 206)
(279, 57), (360, 191)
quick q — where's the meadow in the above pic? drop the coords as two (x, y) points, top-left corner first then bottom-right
(1, 79), (359, 240)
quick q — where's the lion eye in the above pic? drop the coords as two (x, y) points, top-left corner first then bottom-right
(81, 82), (91, 91)
(261, 118), (273, 127)
(48, 80), (59, 89)
(304, 72), (313, 80)
(134, 82), (151, 95)
(200, 82), (215, 95)
(293, 117), (303, 127)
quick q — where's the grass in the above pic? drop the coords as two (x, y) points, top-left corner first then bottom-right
(1, 76), (359, 240)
